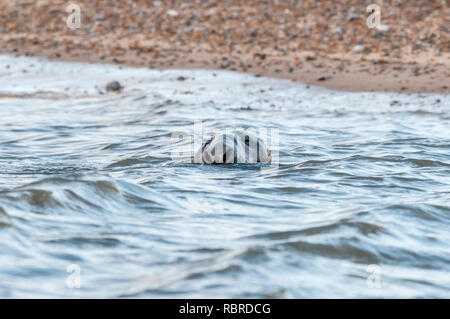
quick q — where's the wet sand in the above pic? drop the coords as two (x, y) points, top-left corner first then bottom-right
(1, 0), (448, 93)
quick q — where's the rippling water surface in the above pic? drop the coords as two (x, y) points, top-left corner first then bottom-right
(0, 55), (449, 298)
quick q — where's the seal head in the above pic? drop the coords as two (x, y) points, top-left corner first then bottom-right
(194, 131), (271, 164)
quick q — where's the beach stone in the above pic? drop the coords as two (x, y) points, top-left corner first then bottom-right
(412, 67), (421, 76)
(390, 100), (399, 106)
(352, 44), (364, 53)
(412, 43), (422, 51)
(166, 9), (179, 17)
(347, 12), (359, 21)
(106, 81), (122, 92)
(317, 76), (332, 81)
(376, 24), (389, 32)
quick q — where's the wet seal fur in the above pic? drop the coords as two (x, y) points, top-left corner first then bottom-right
(194, 131), (271, 164)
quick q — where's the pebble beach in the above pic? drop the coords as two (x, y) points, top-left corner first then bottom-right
(0, 0), (448, 93)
